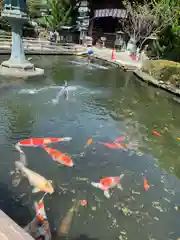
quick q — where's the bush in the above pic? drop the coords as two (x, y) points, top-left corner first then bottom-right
(142, 60), (180, 86)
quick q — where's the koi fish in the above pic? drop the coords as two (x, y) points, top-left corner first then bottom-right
(16, 137), (72, 148)
(15, 137), (72, 154)
(15, 161), (54, 194)
(34, 199), (47, 221)
(99, 142), (125, 150)
(42, 146), (73, 167)
(113, 136), (126, 143)
(84, 138), (93, 148)
(152, 130), (161, 137)
(144, 177), (150, 191)
(91, 174), (124, 198)
(59, 200), (80, 235)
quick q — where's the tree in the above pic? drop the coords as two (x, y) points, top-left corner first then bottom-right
(146, 0), (180, 60)
(27, 0), (42, 19)
(121, 0), (179, 51)
(0, 0), (3, 12)
(44, 0), (73, 29)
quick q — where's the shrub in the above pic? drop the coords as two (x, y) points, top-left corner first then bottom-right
(142, 60), (180, 86)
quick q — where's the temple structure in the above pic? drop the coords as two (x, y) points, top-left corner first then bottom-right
(89, 0), (126, 34)
(78, 0), (127, 47)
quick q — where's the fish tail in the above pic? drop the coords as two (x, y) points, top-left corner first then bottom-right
(62, 137), (72, 142)
(15, 161), (25, 171)
(15, 144), (24, 154)
(13, 161), (25, 187)
(119, 174), (124, 181)
(64, 81), (68, 88)
(104, 190), (111, 198)
(91, 182), (101, 189)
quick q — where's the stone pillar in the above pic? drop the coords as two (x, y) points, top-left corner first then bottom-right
(0, 0), (44, 78)
(88, 18), (94, 36)
(2, 18), (34, 70)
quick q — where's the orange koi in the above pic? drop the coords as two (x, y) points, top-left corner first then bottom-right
(143, 177), (150, 191)
(84, 138), (93, 148)
(87, 138), (93, 145)
(152, 130), (161, 137)
(99, 142), (125, 149)
(43, 146), (73, 167)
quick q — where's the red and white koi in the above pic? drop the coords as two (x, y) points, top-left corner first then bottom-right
(42, 146), (74, 167)
(113, 136), (126, 143)
(34, 198), (47, 221)
(91, 174), (124, 198)
(152, 130), (161, 137)
(15, 137), (72, 153)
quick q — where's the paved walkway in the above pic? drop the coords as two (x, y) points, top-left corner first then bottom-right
(91, 47), (142, 70)
(0, 210), (34, 240)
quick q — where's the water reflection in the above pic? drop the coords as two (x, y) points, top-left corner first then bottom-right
(0, 182), (32, 226)
(6, 98), (35, 144)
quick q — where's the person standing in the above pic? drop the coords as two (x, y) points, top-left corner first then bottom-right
(49, 30), (54, 43)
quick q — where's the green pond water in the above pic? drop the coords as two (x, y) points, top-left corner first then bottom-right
(0, 55), (180, 240)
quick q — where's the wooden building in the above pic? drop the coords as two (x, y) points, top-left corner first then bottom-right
(88, 0), (127, 47)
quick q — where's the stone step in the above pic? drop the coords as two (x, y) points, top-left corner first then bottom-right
(0, 210), (34, 240)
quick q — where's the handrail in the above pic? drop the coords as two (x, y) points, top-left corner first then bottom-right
(0, 36), (77, 46)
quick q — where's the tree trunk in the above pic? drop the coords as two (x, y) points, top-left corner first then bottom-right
(126, 37), (137, 54)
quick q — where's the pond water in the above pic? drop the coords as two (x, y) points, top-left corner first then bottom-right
(0, 55), (180, 240)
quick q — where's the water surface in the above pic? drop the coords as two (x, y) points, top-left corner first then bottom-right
(0, 55), (180, 240)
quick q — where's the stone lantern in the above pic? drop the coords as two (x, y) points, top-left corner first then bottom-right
(0, 0), (44, 78)
(115, 31), (126, 51)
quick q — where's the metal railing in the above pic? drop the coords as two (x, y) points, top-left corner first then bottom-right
(0, 35), (86, 53)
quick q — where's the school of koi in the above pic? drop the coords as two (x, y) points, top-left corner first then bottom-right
(13, 129), (164, 237)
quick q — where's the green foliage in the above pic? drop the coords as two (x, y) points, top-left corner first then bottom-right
(44, 0), (73, 29)
(142, 60), (180, 85)
(28, 0), (42, 18)
(150, 0), (180, 60)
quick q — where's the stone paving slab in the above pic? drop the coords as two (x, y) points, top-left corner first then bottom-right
(91, 47), (142, 69)
(0, 210), (34, 240)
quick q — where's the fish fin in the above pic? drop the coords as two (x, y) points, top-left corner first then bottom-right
(119, 174), (124, 180)
(104, 190), (111, 198)
(117, 183), (123, 191)
(64, 90), (68, 100)
(64, 80), (68, 87)
(32, 187), (41, 193)
(62, 137), (72, 142)
(91, 182), (102, 189)
(19, 152), (27, 166)
(12, 173), (22, 187)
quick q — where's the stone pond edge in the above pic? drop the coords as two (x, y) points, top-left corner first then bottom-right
(86, 52), (180, 97)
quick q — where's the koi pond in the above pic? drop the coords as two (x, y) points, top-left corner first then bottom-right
(0, 55), (180, 240)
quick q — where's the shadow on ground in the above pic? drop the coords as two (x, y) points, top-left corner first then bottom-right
(0, 182), (32, 226)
